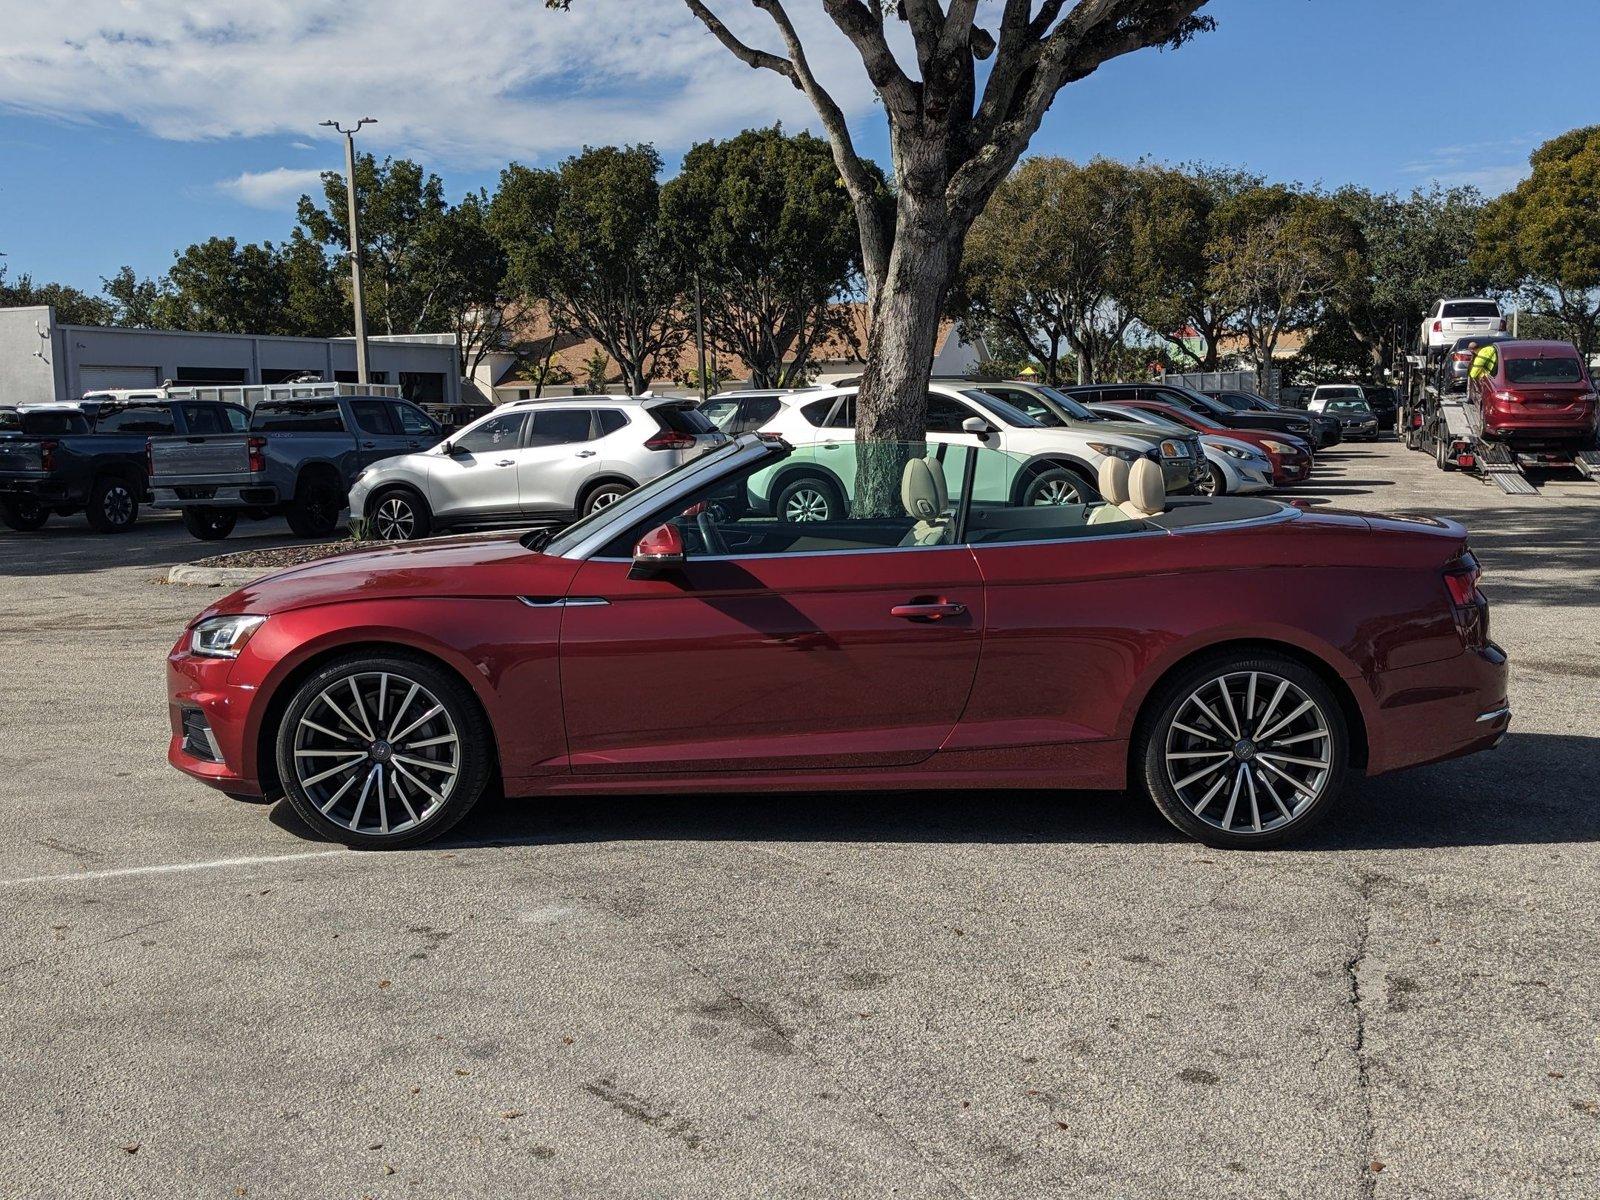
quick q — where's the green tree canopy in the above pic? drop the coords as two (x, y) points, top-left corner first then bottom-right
(492, 145), (683, 395)
(0, 266), (115, 326)
(1476, 127), (1600, 359)
(660, 126), (874, 388)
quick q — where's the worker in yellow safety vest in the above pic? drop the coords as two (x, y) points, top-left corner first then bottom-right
(1469, 341), (1499, 381)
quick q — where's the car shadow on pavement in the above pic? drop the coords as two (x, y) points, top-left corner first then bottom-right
(265, 732), (1597, 853)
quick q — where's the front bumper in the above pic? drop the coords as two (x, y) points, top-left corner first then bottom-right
(167, 639), (263, 796)
(1365, 642), (1510, 776)
(1164, 458), (1206, 495)
(1273, 457), (1312, 485)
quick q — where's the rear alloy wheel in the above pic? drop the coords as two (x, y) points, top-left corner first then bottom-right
(1139, 655), (1347, 849)
(286, 483), (342, 538)
(276, 655), (492, 848)
(776, 476), (842, 523)
(0, 497), (49, 532)
(370, 489), (432, 541)
(582, 481), (632, 516)
(1023, 467), (1092, 506)
(181, 507), (237, 541)
(86, 477), (138, 533)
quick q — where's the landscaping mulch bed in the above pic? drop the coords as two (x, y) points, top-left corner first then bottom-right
(192, 538), (383, 571)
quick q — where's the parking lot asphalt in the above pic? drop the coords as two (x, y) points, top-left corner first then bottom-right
(1, 440), (1597, 1199)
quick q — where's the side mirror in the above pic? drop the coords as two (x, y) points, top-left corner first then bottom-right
(444, 441), (468, 457)
(961, 415), (997, 441)
(629, 522), (685, 579)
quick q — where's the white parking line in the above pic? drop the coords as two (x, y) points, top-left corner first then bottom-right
(0, 849), (352, 887)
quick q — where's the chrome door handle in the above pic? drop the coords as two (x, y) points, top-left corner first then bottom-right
(890, 601), (967, 622)
(360, 441), (376, 449)
(576, 450), (596, 458)
(495, 458), (515, 467)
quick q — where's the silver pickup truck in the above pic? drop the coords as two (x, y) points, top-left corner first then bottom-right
(148, 395), (442, 540)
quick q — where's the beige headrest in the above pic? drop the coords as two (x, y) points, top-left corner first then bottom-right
(1097, 457), (1131, 506)
(1121, 457), (1166, 517)
(901, 457), (942, 522)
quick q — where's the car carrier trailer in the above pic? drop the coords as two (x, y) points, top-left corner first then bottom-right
(1398, 353), (1600, 495)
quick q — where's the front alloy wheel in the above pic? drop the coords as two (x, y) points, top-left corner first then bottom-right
(370, 491), (431, 541)
(1140, 655), (1347, 848)
(277, 656), (492, 847)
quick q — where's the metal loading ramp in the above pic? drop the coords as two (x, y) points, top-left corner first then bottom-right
(1479, 443), (1539, 494)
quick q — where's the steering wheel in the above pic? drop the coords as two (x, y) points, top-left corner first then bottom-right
(696, 509), (729, 556)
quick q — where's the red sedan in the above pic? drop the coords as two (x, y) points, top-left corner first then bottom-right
(1096, 399), (1314, 486)
(168, 436), (1508, 850)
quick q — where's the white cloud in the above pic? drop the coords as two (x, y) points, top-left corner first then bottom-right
(1401, 135), (1539, 196)
(215, 166), (327, 208)
(0, 1), (878, 167)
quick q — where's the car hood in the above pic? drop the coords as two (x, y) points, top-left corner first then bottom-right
(1078, 418), (1174, 445)
(194, 531), (582, 621)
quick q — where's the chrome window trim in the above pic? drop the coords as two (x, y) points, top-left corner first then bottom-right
(519, 596), (610, 607)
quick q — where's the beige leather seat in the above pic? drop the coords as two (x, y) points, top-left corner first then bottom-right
(1087, 457), (1132, 525)
(1120, 458), (1167, 518)
(900, 457), (951, 546)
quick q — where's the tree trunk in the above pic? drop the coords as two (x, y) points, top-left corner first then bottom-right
(852, 167), (956, 517)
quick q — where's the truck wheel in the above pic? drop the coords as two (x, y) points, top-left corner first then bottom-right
(0, 497), (49, 532)
(286, 482), (342, 539)
(182, 507), (238, 541)
(1435, 431), (1454, 472)
(86, 477), (139, 533)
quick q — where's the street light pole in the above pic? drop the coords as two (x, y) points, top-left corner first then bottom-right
(321, 117), (376, 386)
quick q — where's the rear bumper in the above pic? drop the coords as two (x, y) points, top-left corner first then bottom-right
(166, 642), (263, 796)
(0, 474), (78, 503)
(152, 483), (280, 509)
(1364, 642), (1510, 776)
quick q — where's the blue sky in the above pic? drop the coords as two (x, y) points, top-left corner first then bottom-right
(1, 0), (1592, 293)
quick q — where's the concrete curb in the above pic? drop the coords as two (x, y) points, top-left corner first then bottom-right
(166, 564), (272, 588)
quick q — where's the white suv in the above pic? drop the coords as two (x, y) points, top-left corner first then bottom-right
(349, 396), (726, 539)
(747, 383), (1188, 521)
(1420, 299), (1506, 359)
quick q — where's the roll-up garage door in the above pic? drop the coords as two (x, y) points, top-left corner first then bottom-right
(78, 365), (162, 395)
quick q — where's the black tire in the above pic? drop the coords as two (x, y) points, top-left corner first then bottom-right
(0, 497), (49, 531)
(275, 653), (494, 849)
(775, 474), (844, 523)
(1435, 430), (1454, 472)
(85, 476), (139, 533)
(181, 507), (237, 541)
(368, 487), (433, 541)
(580, 479), (634, 517)
(1136, 651), (1349, 850)
(1196, 463), (1227, 497)
(286, 480), (343, 538)
(1021, 466), (1097, 506)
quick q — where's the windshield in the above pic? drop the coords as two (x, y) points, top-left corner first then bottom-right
(1101, 406), (1187, 435)
(541, 436), (764, 556)
(1033, 385), (1098, 421)
(1315, 386), (1363, 400)
(1505, 356), (1584, 384)
(962, 389), (1045, 428)
(1442, 301), (1500, 319)
(0, 409), (89, 435)
(1325, 400), (1371, 414)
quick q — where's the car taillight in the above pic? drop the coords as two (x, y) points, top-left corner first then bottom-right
(146, 439), (154, 478)
(1452, 352), (1471, 364)
(644, 430), (696, 451)
(247, 436), (266, 474)
(39, 439), (58, 472)
(1444, 553), (1488, 649)
(1498, 319), (1508, 331)
(1433, 320), (1442, 333)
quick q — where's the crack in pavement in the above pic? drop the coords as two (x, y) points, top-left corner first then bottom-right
(1346, 871), (1382, 1199)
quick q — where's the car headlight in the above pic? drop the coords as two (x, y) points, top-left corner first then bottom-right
(1088, 443), (1142, 462)
(1157, 439), (1187, 459)
(1261, 439), (1296, 455)
(189, 614), (267, 658)
(1215, 444), (1251, 460)
(1288, 421), (1309, 433)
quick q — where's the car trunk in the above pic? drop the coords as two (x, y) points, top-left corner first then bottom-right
(0, 437), (47, 474)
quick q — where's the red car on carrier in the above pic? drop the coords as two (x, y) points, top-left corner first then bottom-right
(167, 435), (1509, 851)
(1469, 340), (1599, 451)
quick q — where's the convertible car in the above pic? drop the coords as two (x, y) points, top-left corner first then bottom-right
(168, 435), (1509, 850)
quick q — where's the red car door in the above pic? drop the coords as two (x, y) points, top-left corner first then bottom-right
(558, 546), (985, 773)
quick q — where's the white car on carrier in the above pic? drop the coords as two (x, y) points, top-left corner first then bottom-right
(1420, 298), (1507, 359)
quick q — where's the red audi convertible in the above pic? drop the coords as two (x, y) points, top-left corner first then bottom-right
(167, 435), (1509, 850)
